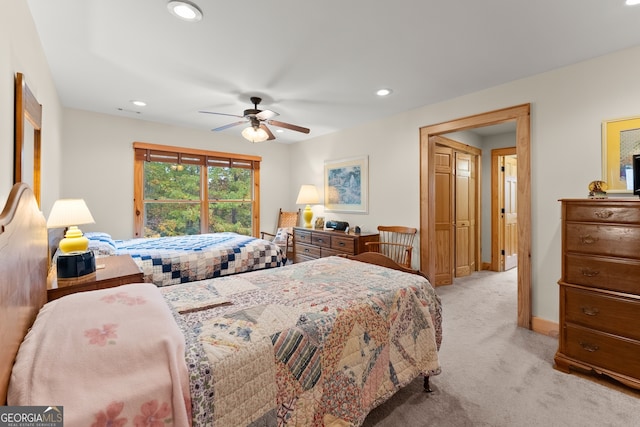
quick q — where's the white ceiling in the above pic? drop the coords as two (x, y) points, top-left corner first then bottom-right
(26, 0), (640, 143)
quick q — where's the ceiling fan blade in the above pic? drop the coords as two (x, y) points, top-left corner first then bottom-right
(260, 124), (276, 140)
(256, 109), (279, 120)
(268, 120), (310, 134)
(212, 120), (246, 131)
(199, 110), (245, 119)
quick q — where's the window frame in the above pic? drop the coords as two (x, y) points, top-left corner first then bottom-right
(133, 142), (261, 237)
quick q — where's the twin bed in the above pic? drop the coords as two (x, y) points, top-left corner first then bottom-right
(83, 231), (285, 286)
(1, 183), (442, 426)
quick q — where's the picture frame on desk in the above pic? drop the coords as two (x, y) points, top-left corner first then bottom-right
(602, 115), (640, 193)
(324, 155), (368, 213)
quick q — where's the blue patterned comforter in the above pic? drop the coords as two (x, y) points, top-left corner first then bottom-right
(113, 233), (284, 287)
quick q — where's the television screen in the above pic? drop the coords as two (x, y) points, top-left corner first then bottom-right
(634, 154), (640, 196)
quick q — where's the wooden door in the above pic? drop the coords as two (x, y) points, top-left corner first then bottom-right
(434, 145), (454, 285)
(503, 155), (518, 270)
(455, 152), (472, 277)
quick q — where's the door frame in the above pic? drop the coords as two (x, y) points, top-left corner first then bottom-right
(491, 147), (517, 272)
(420, 104), (531, 329)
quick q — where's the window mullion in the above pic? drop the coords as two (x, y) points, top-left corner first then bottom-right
(201, 163), (208, 234)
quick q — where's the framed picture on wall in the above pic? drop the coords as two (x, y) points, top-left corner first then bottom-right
(324, 155), (368, 213)
(602, 116), (640, 193)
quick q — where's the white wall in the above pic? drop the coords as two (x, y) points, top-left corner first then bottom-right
(290, 45), (640, 323)
(61, 108), (292, 240)
(0, 0), (63, 212)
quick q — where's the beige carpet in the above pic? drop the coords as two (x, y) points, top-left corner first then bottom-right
(362, 269), (640, 427)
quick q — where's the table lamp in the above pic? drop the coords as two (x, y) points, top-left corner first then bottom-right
(47, 198), (97, 279)
(296, 185), (320, 228)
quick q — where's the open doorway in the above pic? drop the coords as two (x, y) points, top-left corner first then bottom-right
(419, 104), (531, 329)
(492, 148), (518, 272)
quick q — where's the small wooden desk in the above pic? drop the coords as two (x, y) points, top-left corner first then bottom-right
(47, 254), (144, 301)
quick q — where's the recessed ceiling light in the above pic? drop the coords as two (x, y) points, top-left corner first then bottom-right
(376, 88), (393, 97)
(626, 0), (640, 4)
(276, 129), (284, 133)
(131, 100), (147, 107)
(167, 1), (203, 22)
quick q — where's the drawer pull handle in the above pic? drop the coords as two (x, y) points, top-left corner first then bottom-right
(579, 342), (599, 353)
(581, 306), (600, 316)
(579, 235), (598, 245)
(594, 210), (614, 219)
(580, 268), (600, 277)
(304, 248), (310, 253)
(318, 239), (324, 243)
(338, 242), (345, 246)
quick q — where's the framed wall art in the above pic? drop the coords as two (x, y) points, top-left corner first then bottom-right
(602, 116), (640, 193)
(324, 155), (368, 213)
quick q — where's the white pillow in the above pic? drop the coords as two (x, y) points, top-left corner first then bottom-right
(273, 227), (290, 243)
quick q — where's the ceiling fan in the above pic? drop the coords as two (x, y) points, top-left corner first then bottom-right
(199, 97), (311, 142)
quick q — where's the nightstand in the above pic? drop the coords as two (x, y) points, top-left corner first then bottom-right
(47, 254), (144, 301)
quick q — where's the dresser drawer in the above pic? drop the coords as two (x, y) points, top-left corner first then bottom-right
(295, 253), (316, 263)
(311, 232), (331, 248)
(295, 243), (320, 259)
(565, 203), (640, 224)
(565, 223), (640, 259)
(321, 247), (345, 258)
(331, 236), (355, 253)
(294, 229), (312, 244)
(564, 287), (640, 341)
(564, 324), (640, 380)
(564, 253), (640, 294)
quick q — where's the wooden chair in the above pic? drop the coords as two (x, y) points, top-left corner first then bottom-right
(261, 208), (301, 262)
(365, 225), (417, 269)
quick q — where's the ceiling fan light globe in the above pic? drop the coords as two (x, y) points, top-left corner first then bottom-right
(242, 126), (269, 143)
(167, 1), (203, 22)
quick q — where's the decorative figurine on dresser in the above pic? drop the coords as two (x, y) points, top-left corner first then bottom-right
(555, 198), (640, 389)
(587, 180), (608, 199)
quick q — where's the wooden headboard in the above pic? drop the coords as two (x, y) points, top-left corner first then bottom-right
(0, 183), (48, 404)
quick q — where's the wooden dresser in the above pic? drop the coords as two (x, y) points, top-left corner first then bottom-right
(555, 199), (640, 389)
(293, 227), (379, 263)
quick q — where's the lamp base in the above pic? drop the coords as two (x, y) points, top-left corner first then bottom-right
(57, 250), (96, 279)
(303, 205), (313, 228)
(59, 226), (90, 253)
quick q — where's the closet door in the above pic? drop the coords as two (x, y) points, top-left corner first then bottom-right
(455, 152), (472, 277)
(434, 145), (454, 285)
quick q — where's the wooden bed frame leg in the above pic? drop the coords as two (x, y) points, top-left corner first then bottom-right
(423, 375), (433, 393)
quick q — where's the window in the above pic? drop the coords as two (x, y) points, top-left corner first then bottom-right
(133, 142), (261, 238)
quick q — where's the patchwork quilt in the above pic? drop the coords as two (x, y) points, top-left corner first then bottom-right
(113, 232), (284, 287)
(162, 256), (442, 427)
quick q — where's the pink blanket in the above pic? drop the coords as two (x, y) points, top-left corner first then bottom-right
(8, 284), (191, 427)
